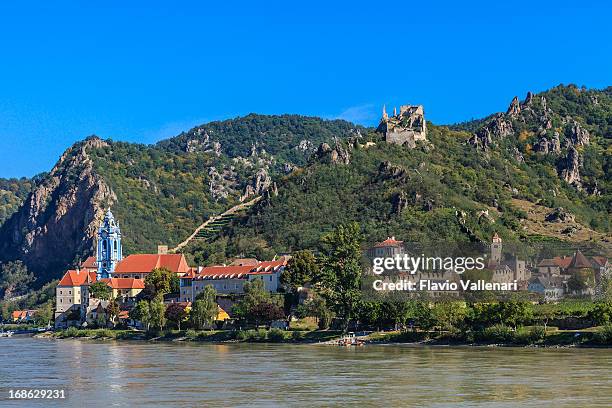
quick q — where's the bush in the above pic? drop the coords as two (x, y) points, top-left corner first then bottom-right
(514, 326), (546, 344)
(61, 327), (79, 338)
(477, 324), (513, 343)
(267, 328), (287, 343)
(185, 329), (197, 340)
(595, 325), (612, 345)
(95, 329), (115, 339)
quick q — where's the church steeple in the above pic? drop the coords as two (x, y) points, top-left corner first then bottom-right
(96, 208), (122, 280)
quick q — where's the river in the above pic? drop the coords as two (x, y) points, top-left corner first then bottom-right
(1, 337), (611, 407)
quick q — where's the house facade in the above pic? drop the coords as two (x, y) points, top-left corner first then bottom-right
(179, 258), (288, 302)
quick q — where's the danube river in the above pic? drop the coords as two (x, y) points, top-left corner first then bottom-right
(1, 337), (611, 407)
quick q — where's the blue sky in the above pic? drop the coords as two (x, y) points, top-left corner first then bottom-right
(0, 1), (610, 177)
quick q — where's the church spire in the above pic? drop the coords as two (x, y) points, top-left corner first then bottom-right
(97, 208), (122, 280)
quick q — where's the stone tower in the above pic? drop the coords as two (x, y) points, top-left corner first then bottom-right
(490, 232), (503, 266)
(377, 104), (427, 148)
(96, 209), (122, 280)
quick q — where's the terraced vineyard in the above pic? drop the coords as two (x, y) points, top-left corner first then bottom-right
(170, 196), (261, 253)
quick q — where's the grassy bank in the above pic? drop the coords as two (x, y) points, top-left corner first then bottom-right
(42, 324), (612, 347)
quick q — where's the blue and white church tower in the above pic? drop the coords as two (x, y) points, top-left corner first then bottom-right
(96, 208), (122, 280)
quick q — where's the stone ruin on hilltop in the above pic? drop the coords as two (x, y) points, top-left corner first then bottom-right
(377, 104), (427, 148)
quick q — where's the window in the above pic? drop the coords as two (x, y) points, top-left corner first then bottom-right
(269, 276), (272, 282)
(60, 290), (63, 295)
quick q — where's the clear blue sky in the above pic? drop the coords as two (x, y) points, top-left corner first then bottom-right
(0, 1), (610, 178)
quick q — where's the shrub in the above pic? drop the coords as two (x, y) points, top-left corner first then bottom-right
(595, 325), (612, 345)
(477, 324), (513, 343)
(61, 327), (79, 338)
(95, 329), (115, 339)
(185, 329), (197, 340)
(268, 328), (287, 343)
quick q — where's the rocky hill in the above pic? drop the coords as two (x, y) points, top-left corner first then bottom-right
(0, 115), (363, 284)
(0, 86), (609, 284)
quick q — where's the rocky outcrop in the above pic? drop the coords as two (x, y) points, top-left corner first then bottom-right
(314, 140), (351, 165)
(559, 146), (582, 187)
(568, 120), (590, 146)
(378, 161), (408, 180)
(0, 137), (115, 282)
(506, 96), (521, 117)
(469, 114), (514, 149)
(545, 207), (575, 223)
(241, 168), (272, 201)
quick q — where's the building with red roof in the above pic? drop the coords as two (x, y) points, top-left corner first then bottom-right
(180, 257), (288, 302)
(113, 253), (190, 279)
(367, 236), (406, 259)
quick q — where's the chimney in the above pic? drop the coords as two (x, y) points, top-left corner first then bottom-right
(157, 245), (168, 255)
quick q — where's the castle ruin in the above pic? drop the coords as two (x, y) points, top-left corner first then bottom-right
(377, 104), (427, 148)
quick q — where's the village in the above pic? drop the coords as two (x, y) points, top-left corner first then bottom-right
(15, 208), (601, 334)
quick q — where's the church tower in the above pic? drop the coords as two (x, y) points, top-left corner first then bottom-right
(96, 209), (122, 280)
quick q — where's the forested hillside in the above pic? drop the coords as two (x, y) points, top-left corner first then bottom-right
(0, 177), (37, 225)
(0, 85), (609, 285)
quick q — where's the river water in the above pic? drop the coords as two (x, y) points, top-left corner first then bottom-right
(0, 337), (611, 407)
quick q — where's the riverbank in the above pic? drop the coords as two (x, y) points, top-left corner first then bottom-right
(35, 325), (612, 348)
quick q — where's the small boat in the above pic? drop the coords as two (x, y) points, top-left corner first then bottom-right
(337, 332), (364, 347)
(0, 330), (14, 337)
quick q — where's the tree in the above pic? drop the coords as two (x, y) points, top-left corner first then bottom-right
(282, 250), (319, 293)
(499, 300), (533, 329)
(297, 295), (334, 329)
(589, 302), (612, 326)
(247, 302), (285, 327)
(165, 303), (187, 330)
(317, 223), (363, 332)
(191, 285), (218, 329)
(141, 268), (179, 301)
(89, 281), (112, 300)
(106, 298), (120, 327)
(149, 299), (167, 331)
(568, 269), (595, 294)
(233, 279), (274, 319)
(34, 301), (54, 326)
(0, 261), (35, 299)
(130, 300), (151, 331)
(432, 301), (467, 332)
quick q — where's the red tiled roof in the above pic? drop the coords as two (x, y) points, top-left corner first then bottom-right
(191, 258), (288, 280)
(118, 310), (130, 319)
(58, 270), (97, 287)
(538, 258), (559, 267)
(114, 254), (190, 274)
(12, 310), (26, 319)
(373, 236), (403, 248)
(569, 251), (593, 269)
(81, 256), (97, 270)
(552, 256), (572, 269)
(101, 278), (145, 290)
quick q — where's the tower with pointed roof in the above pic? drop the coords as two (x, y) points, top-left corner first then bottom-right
(96, 209), (122, 280)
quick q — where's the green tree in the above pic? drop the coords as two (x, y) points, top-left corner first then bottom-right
(149, 299), (167, 331)
(141, 267), (179, 301)
(0, 261), (35, 299)
(499, 300), (533, 329)
(191, 285), (218, 329)
(317, 223), (364, 332)
(589, 302), (612, 326)
(130, 300), (151, 331)
(34, 301), (54, 326)
(106, 298), (120, 327)
(165, 303), (188, 330)
(282, 250), (319, 293)
(89, 281), (112, 300)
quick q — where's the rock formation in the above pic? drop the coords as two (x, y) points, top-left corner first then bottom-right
(559, 146), (582, 187)
(0, 137), (116, 282)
